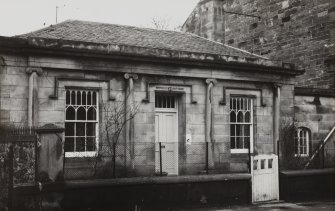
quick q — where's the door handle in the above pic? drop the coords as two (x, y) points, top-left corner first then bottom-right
(160, 145), (165, 149)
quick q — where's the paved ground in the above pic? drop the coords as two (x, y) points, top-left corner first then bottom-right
(170, 201), (335, 211)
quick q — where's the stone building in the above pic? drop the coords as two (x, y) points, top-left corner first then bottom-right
(0, 20), (303, 181)
(183, 0), (335, 169)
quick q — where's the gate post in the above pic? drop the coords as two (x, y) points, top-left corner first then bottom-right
(159, 142), (163, 176)
(35, 124), (64, 182)
(8, 144), (14, 211)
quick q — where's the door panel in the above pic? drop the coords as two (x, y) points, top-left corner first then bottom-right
(155, 112), (178, 175)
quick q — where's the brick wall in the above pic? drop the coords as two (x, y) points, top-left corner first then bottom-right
(183, 0), (335, 89)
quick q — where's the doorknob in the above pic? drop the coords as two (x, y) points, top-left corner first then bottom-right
(161, 145), (165, 149)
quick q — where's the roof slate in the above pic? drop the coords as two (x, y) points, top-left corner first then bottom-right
(18, 20), (264, 60)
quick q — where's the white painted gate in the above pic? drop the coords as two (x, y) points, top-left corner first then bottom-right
(251, 154), (279, 203)
(155, 112), (178, 175)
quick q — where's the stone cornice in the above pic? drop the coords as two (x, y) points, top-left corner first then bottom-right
(0, 36), (305, 76)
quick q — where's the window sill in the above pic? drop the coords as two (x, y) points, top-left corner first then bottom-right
(294, 154), (309, 157)
(231, 149), (252, 154)
(65, 151), (97, 158)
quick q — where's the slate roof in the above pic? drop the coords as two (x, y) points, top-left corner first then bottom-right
(18, 20), (265, 60)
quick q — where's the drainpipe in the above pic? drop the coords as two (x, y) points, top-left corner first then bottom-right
(0, 57), (5, 122)
(124, 73), (138, 170)
(26, 68), (43, 127)
(205, 79), (217, 169)
(273, 84), (281, 155)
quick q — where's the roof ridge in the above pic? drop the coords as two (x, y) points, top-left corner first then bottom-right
(15, 20), (74, 38)
(16, 19), (191, 38)
(66, 19), (184, 34)
(185, 32), (270, 60)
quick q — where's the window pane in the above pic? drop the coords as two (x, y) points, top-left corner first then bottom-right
(93, 92), (97, 105)
(87, 137), (96, 151)
(77, 107), (86, 120)
(244, 137), (250, 149)
(71, 91), (76, 105)
(64, 137), (74, 152)
(76, 137), (85, 152)
(77, 91), (82, 105)
(230, 112), (236, 123)
(66, 91), (70, 105)
(230, 124), (236, 136)
(236, 137), (243, 149)
(237, 112), (243, 122)
(86, 122), (96, 136)
(87, 91), (92, 105)
(82, 91), (87, 105)
(158, 96), (162, 108)
(245, 111), (251, 123)
(66, 107), (75, 120)
(230, 137), (236, 149)
(65, 122), (75, 136)
(236, 124), (242, 136)
(163, 96), (166, 108)
(244, 125), (250, 136)
(76, 122), (85, 136)
(87, 107), (96, 120)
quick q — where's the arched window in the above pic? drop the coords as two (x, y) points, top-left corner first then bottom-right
(295, 127), (310, 157)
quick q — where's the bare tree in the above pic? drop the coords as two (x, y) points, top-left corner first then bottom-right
(150, 17), (181, 31)
(93, 94), (139, 178)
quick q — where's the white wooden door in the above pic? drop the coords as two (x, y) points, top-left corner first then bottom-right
(155, 112), (178, 175)
(251, 154), (279, 203)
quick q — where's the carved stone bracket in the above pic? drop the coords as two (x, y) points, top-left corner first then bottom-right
(142, 82), (197, 104)
(26, 67), (43, 75)
(273, 83), (282, 89)
(49, 77), (115, 101)
(124, 73), (138, 80)
(205, 79), (217, 85)
(220, 86), (266, 107)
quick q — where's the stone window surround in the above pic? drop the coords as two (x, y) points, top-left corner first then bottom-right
(58, 80), (109, 158)
(227, 89), (261, 154)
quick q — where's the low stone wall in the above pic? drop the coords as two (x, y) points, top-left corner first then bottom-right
(13, 174), (251, 210)
(280, 168), (335, 201)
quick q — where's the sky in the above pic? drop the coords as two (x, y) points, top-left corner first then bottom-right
(0, 0), (199, 36)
